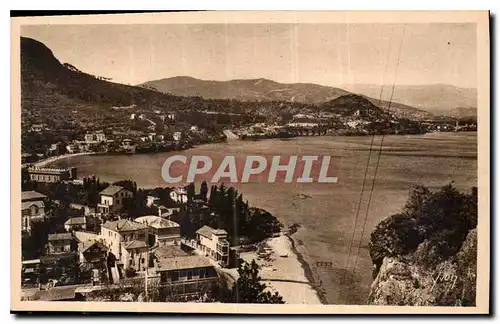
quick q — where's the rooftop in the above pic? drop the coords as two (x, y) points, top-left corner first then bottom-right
(196, 225), (227, 239)
(100, 185), (127, 196)
(21, 191), (47, 201)
(153, 245), (190, 259)
(135, 215), (180, 229)
(48, 233), (73, 241)
(80, 240), (108, 253)
(123, 240), (148, 250)
(64, 217), (86, 226)
(21, 200), (45, 210)
(102, 219), (148, 232)
(196, 225), (214, 239)
(156, 255), (213, 272)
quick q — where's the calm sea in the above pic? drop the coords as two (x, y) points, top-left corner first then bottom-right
(50, 132), (477, 304)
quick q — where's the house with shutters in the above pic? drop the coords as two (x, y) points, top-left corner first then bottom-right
(97, 185), (132, 215)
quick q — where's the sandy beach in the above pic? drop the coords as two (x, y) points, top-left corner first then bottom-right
(237, 235), (323, 304)
(30, 152), (95, 168)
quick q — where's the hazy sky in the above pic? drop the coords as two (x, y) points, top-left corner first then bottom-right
(21, 23), (477, 88)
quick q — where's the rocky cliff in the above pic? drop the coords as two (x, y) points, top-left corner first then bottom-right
(368, 229), (476, 306)
(367, 185), (477, 306)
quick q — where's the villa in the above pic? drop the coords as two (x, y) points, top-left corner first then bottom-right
(100, 219), (149, 272)
(135, 215), (181, 247)
(97, 185), (133, 215)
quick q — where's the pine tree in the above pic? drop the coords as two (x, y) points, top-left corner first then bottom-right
(230, 260), (284, 304)
(200, 181), (208, 201)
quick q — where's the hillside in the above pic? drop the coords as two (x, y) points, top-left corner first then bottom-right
(142, 76), (350, 103)
(141, 77), (431, 119)
(343, 84), (477, 116)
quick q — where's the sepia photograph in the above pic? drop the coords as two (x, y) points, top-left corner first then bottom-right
(10, 11), (490, 314)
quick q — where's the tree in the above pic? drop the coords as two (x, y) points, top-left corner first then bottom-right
(229, 260), (284, 304)
(186, 182), (195, 205)
(200, 181), (208, 202)
(369, 184), (478, 274)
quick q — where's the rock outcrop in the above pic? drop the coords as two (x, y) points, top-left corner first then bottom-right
(367, 185), (477, 306)
(368, 229), (476, 306)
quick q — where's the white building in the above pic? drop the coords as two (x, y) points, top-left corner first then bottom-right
(146, 195), (160, 207)
(135, 215), (181, 247)
(84, 131), (106, 143)
(170, 188), (188, 204)
(195, 226), (229, 267)
(97, 185), (133, 215)
(100, 219), (149, 272)
(64, 216), (87, 232)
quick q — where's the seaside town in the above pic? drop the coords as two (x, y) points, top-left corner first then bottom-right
(22, 104), (477, 166)
(21, 158), (310, 303)
(16, 21), (481, 309)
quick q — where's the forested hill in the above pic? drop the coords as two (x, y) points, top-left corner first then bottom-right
(20, 36), (429, 134)
(142, 76), (432, 119)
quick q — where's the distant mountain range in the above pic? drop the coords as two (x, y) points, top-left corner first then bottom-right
(142, 77), (476, 117)
(342, 84), (477, 117)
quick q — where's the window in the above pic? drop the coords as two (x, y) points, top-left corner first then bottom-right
(187, 270), (192, 280)
(141, 258), (145, 264)
(180, 270), (186, 277)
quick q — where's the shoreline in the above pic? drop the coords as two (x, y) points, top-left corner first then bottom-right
(238, 234), (323, 304)
(285, 233), (329, 304)
(30, 152), (96, 168)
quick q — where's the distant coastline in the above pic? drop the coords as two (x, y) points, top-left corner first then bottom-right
(30, 152), (96, 168)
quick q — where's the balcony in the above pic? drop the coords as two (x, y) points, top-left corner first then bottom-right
(216, 239), (229, 255)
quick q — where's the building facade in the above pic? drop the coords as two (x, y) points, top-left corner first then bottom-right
(194, 226), (229, 267)
(21, 191), (47, 234)
(84, 131), (106, 143)
(27, 167), (77, 183)
(47, 233), (73, 254)
(170, 187), (188, 204)
(97, 185), (133, 215)
(64, 217), (87, 232)
(135, 215), (181, 247)
(100, 219), (149, 272)
(154, 255), (219, 297)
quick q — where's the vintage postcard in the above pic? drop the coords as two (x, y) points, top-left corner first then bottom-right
(11, 11), (490, 314)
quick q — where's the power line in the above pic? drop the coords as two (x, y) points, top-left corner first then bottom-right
(340, 28), (395, 302)
(348, 26), (406, 294)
